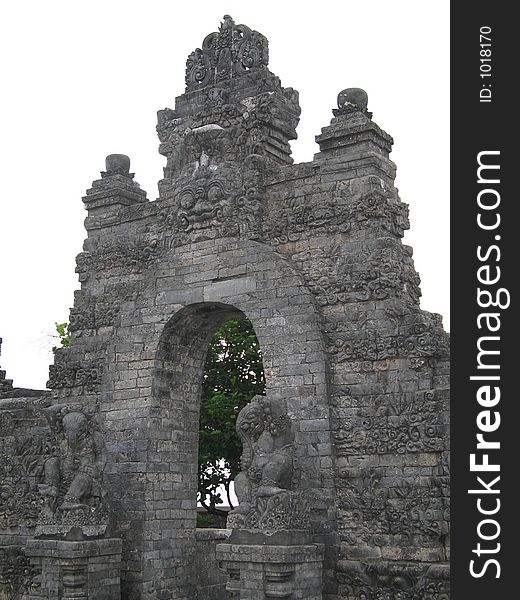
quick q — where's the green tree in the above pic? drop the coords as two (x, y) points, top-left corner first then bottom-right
(52, 322), (71, 354)
(198, 318), (265, 516)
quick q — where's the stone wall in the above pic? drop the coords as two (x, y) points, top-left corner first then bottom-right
(0, 15), (449, 600)
(192, 529), (230, 600)
(0, 395), (51, 598)
(0, 396), (53, 544)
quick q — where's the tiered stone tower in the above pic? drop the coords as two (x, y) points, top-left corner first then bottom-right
(0, 16), (450, 600)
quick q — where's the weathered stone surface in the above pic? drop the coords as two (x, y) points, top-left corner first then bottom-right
(217, 538), (325, 599)
(26, 537), (122, 600)
(0, 14), (449, 600)
(0, 339), (14, 395)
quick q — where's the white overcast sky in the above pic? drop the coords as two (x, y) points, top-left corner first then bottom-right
(0, 1), (449, 390)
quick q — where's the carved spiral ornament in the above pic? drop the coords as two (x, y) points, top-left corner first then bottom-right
(185, 15), (269, 91)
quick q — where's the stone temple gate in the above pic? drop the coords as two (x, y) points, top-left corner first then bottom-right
(0, 15), (450, 600)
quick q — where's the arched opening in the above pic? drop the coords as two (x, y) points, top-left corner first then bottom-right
(145, 302), (262, 597)
(197, 317), (265, 527)
(115, 244), (335, 598)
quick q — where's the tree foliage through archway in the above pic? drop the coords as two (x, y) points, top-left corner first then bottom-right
(198, 318), (265, 516)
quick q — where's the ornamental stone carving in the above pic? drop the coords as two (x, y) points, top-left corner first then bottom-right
(266, 185), (410, 245)
(35, 404), (108, 538)
(1, 405), (58, 529)
(328, 310), (449, 362)
(337, 472), (449, 547)
(333, 391), (446, 457)
(337, 560), (450, 600)
(47, 360), (102, 395)
(75, 237), (158, 282)
(164, 176), (236, 237)
(185, 15), (269, 92)
(158, 168), (266, 245)
(0, 546), (40, 599)
(227, 395), (310, 531)
(0, 451), (43, 529)
(0, 15), (450, 600)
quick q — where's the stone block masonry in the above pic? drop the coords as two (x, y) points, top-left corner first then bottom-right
(26, 538), (122, 599)
(0, 14), (449, 600)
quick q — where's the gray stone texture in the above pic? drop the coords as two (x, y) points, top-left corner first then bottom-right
(0, 15), (450, 600)
(26, 537), (122, 599)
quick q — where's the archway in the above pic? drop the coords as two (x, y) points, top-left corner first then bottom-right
(197, 316), (265, 524)
(146, 303), (252, 598)
(102, 239), (335, 599)
(154, 304), (246, 514)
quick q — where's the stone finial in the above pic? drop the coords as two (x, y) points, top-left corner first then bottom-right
(185, 15), (269, 91)
(82, 154), (147, 220)
(334, 87), (373, 118)
(104, 153), (132, 178)
(316, 87), (393, 168)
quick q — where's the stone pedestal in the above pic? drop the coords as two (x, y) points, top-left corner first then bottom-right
(25, 537), (122, 599)
(217, 532), (324, 599)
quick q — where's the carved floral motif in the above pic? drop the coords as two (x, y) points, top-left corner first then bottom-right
(68, 284), (138, 332)
(307, 245), (421, 307)
(334, 392), (446, 457)
(336, 560), (450, 600)
(75, 237), (158, 282)
(267, 187), (410, 245)
(47, 362), (102, 394)
(69, 299), (120, 332)
(0, 426), (59, 528)
(337, 471), (449, 546)
(328, 313), (449, 362)
(0, 452), (43, 529)
(0, 546), (40, 599)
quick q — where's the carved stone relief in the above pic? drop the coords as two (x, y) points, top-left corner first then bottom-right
(158, 86), (299, 181)
(337, 472), (449, 547)
(75, 237), (158, 282)
(0, 546), (40, 599)
(337, 560), (450, 600)
(158, 168), (265, 246)
(34, 404), (108, 537)
(68, 283), (139, 333)
(227, 395), (311, 531)
(0, 402), (108, 537)
(0, 404), (57, 529)
(334, 391), (446, 457)
(305, 244), (421, 307)
(266, 186), (410, 245)
(46, 361), (102, 395)
(328, 310), (449, 363)
(184, 15), (269, 92)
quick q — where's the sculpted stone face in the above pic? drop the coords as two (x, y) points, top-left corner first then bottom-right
(236, 402), (265, 442)
(226, 396), (314, 532)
